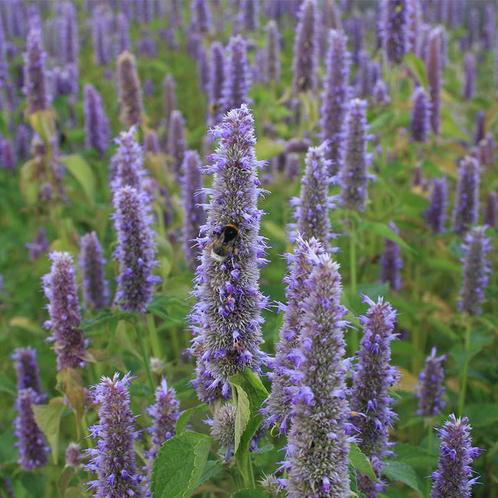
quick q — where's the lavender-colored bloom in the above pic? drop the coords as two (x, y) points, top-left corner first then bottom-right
(285, 153), (300, 181)
(79, 232), (109, 311)
(0, 138), (14, 169)
(431, 415), (481, 498)
(265, 237), (326, 434)
(197, 46), (210, 93)
(285, 137), (311, 154)
(416, 348), (446, 417)
(147, 378), (180, 461)
(137, 35), (157, 58)
(265, 21), (280, 83)
(15, 388), (49, 470)
(15, 124), (31, 162)
(65, 442), (81, 468)
(340, 99), (371, 212)
(23, 29), (48, 114)
(208, 42), (225, 126)
(347, 15), (364, 65)
(86, 374), (144, 498)
(115, 13), (130, 54)
(112, 186), (158, 313)
(474, 111), (485, 146)
(458, 226), (491, 316)
(56, 2), (79, 94)
(426, 27), (443, 134)
(210, 403), (236, 455)
(162, 75), (177, 126)
(0, 16), (8, 86)
(42, 252), (87, 370)
(426, 178), (448, 233)
(117, 51), (144, 128)
(166, 110), (186, 181)
(291, 143), (334, 249)
(92, 7), (112, 65)
(373, 80), (390, 106)
(191, 0), (211, 34)
(292, 0), (318, 94)
(452, 156), (480, 235)
(462, 53), (476, 101)
(286, 253), (350, 498)
(182, 151), (206, 271)
(382, 0), (408, 64)
(111, 127), (145, 194)
(406, 0), (421, 52)
(351, 297), (398, 497)
(191, 105), (266, 403)
(380, 224), (403, 291)
(320, 29), (351, 176)
(242, 0), (259, 31)
(12, 348), (43, 395)
(222, 36), (251, 113)
(144, 130), (160, 155)
(484, 192), (497, 228)
(410, 86), (430, 142)
(84, 85), (110, 157)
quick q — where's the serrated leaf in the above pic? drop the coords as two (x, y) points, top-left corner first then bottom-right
(349, 444), (376, 481)
(32, 397), (66, 465)
(151, 431), (212, 498)
(382, 460), (423, 496)
(60, 154), (96, 204)
(176, 404), (209, 434)
(464, 404), (498, 427)
(232, 384), (250, 454)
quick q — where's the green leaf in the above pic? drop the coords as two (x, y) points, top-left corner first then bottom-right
(231, 490), (269, 498)
(349, 444), (376, 481)
(32, 397), (66, 465)
(60, 154), (96, 204)
(360, 221), (414, 253)
(382, 460), (423, 496)
(232, 384), (250, 454)
(176, 404), (209, 433)
(198, 460), (223, 486)
(404, 53), (428, 88)
(255, 137), (285, 160)
(464, 404), (498, 428)
(151, 432), (212, 498)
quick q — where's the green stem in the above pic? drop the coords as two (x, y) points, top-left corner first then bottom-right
(458, 317), (472, 417)
(138, 317), (154, 391)
(147, 314), (162, 359)
(350, 216), (358, 353)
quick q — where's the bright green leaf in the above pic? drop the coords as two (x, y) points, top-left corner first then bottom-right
(404, 53), (428, 88)
(60, 154), (96, 204)
(232, 385), (250, 454)
(349, 443), (376, 481)
(176, 404), (209, 434)
(383, 460), (423, 496)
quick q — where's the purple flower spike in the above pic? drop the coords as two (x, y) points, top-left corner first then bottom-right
(484, 192), (497, 228)
(340, 98), (371, 212)
(12, 348), (44, 397)
(210, 404), (236, 455)
(115, 13), (130, 54)
(221, 36), (251, 114)
(264, 237), (326, 434)
(452, 156), (480, 235)
(416, 348), (446, 417)
(15, 388), (49, 470)
(167, 110), (187, 181)
(191, 105), (266, 403)
(112, 186), (159, 313)
(117, 51), (144, 128)
(459, 226), (491, 316)
(162, 75), (178, 126)
(191, 0), (211, 34)
(425, 27), (443, 134)
(42, 252), (87, 370)
(373, 80), (391, 106)
(320, 29), (351, 175)
(291, 143), (334, 250)
(426, 177), (448, 233)
(26, 228), (49, 261)
(431, 415), (481, 498)
(265, 21), (280, 83)
(286, 253), (350, 498)
(380, 223), (403, 291)
(84, 84), (110, 157)
(86, 373), (144, 498)
(23, 29), (49, 114)
(406, 0), (421, 53)
(463, 53), (476, 101)
(410, 86), (430, 143)
(292, 0), (318, 94)
(208, 42), (225, 126)
(351, 296), (398, 497)
(242, 0), (259, 31)
(92, 7), (112, 65)
(182, 151), (206, 271)
(79, 232), (109, 311)
(382, 0), (408, 64)
(285, 153), (300, 182)
(147, 378), (180, 461)
(65, 442), (81, 468)
(145, 130), (161, 155)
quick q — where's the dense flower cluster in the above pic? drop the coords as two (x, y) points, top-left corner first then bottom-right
(416, 348), (446, 417)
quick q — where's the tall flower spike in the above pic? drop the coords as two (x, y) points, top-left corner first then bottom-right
(79, 232), (109, 311)
(117, 51), (144, 128)
(431, 415), (481, 498)
(221, 35), (251, 114)
(112, 186), (159, 313)
(84, 84), (110, 157)
(116, 13), (130, 54)
(242, 0), (259, 31)
(111, 127), (145, 194)
(265, 21), (280, 83)
(406, 0), (421, 53)
(86, 374), (144, 498)
(416, 347), (446, 417)
(459, 226), (491, 316)
(264, 237), (326, 434)
(340, 98), (371, 212)
(191, 105), (266, 403)
(292, 0), (318, 94)
(162, 75), (177, 126)
(320, 29), (351, 175)
(425, 27), (443, 134)
(182, 151), (206, 271)
(42, 252), (87, 370)
(351, 296), (398, 497)
(147, 378), (180, 461)
(426, 177), (448, 233)
(92, 7), (112, 65)
(452, 156), (480, 235)
(24, 29), (48, 114)
(166, 110), (187, 181)
(484, 191), (497, 228)
(286, 253), (350, 498)
(145, 130), (161, 155)
(380, 223), (403, 291)
(410, 86), (430, 143)
(208, 42), (225, 126)
(382, 0), (408, 64)
(15, 388), (49, 470)
(291, 143), (334, 250)
(12, 348), (44, 397)
(191, 0), (211, 34)
(463, 52), (476, 101)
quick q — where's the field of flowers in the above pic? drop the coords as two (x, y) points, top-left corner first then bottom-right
(0, 0), (497, 497)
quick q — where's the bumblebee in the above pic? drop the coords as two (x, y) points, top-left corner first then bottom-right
(210, 224), (240, 262)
